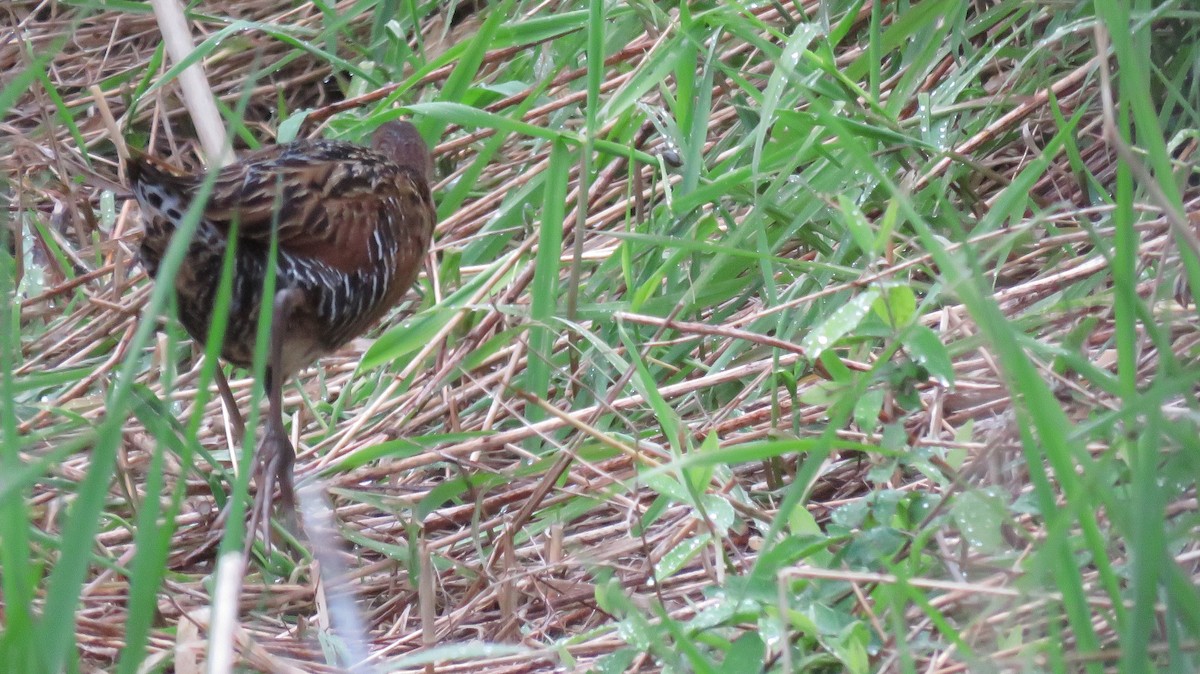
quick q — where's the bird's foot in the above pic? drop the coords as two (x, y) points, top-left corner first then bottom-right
(250, 423), (300, 544)
(185, 427), (300, 565)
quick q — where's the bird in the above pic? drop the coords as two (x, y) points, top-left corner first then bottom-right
(127, 120), (436, 534)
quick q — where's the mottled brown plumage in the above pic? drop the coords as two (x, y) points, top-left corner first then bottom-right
(129, 121), (435, 531)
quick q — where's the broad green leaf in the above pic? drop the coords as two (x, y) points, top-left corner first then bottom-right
(903, 325), (954, 386)
(800, 289), (881, 359)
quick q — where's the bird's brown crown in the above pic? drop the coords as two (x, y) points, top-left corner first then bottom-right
(370, 121), (433, 184)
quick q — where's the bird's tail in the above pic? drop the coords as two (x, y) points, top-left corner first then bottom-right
(125, 148), (193, 223)
(126, 147), (189, 188)
(370, 121), (433, 183)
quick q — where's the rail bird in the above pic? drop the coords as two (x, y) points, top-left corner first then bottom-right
(128, 121), (435, 533)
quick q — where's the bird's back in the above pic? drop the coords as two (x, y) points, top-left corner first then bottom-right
(128, 123), (436, 374)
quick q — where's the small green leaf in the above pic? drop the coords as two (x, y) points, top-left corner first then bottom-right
(832, 621), (871, 674)
(655, 534), (708, 578)
(641, 471), (688, 502)
(800, 289), (880, 359)
(903, 325), (954, 386)
(788, 504), (821, 536)
(873, 284), (916, 329)
(593, 649), (639, 674)
(276, 108), (310, 143)
(837, 194), (876, 257)
(720, 632), (766, 674)
(700, 494), (736, 532)
(853, 388), (884, 436)
(952, 488), (1008, 553)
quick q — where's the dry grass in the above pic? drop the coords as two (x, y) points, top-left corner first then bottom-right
(5, 0), (1200, 672)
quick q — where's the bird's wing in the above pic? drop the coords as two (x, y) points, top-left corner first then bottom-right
(131, 140), (433, 274)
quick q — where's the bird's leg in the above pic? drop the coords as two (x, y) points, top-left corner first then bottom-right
(251, 287), (304, 539)
(213, 366), (246, 441)
(193, 366), (248, 555)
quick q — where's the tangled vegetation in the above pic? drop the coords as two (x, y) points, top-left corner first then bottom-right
(3, 0), (1199, 671)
